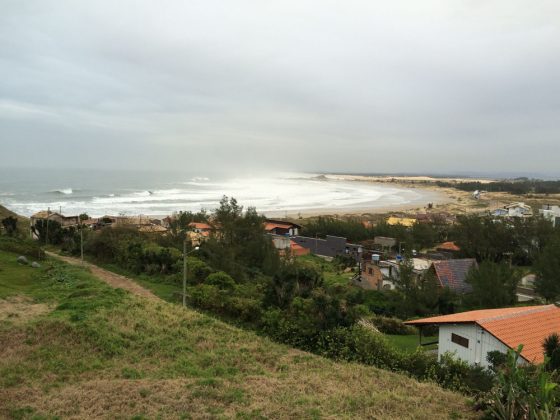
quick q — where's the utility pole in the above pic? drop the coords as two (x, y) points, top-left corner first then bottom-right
(80, 224), (84, 265)
(46, 207), (50, 245)
(183, 239), (187, 307)
(182, 241), (199, 307)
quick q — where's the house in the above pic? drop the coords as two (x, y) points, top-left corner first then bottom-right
(387, 216), (417, 227)
(426, 259), (477, 294)
(264, 220), (301, 236)
(291, 235), (362, 260)
(189, 222), (212, 236)
(30, 210), (80, 239)
(354, 260), (384, 290)
(492, 202), (533, 218)
(539, 204), (560, 227)
(405, 305), (560, 367)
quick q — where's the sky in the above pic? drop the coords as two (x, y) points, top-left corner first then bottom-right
(1, 0), (559, 176)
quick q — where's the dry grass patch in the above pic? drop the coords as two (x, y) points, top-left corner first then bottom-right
(0, 296), (51, 324)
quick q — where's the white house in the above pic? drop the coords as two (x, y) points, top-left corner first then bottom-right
(405, 305), (560, 368)
(539, 204), (560, 227)
(492, 202), (533, 218)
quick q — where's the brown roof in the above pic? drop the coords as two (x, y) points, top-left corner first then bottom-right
(406, 305), (560, 363)
(264, 222), (294, 231)
(431, 258), (476, 293)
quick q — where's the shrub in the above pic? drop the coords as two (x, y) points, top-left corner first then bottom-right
(205, 271), (236, 290)
(369, 315), (417, 335)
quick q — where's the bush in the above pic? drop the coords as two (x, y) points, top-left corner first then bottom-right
(205, 271), (236, 290)
(369, 315), (417, 335)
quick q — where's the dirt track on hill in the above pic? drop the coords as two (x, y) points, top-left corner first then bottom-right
(45, 251), (159, 300)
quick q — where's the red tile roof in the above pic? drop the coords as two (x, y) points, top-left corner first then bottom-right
(406, 305), (560, 363)
(437, 241), (460, 252)
(189, 222), (212, 230)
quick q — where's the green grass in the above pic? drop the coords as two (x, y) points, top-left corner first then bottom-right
(386, 334), (438, 353)
(0, 249), (476, 419)
(298, 254), (354, 286)
(0, 251), (44, 298)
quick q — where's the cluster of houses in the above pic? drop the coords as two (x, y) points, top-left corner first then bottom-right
(29, 203), (560, 369)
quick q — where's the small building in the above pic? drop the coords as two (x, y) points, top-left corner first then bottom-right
(264, 220), (301, 236)
(539, 204), (560, 227)
(405, 305), (560, 368)
(426, 258), (477, 294)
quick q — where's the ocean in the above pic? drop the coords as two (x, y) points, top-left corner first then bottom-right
(0, 168), (437, 218)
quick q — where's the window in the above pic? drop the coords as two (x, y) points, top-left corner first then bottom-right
(451, 333), (469, 348)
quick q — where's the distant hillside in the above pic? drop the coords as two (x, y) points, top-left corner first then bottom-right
(0, 204), (29, 234)
(0, 250), (476, 419)
(0, 204), (19, 220)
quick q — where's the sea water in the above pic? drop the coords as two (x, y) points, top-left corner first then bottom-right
(0, 168), (434, 217)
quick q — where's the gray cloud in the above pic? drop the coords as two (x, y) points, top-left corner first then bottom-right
(1, 0), (559, 175)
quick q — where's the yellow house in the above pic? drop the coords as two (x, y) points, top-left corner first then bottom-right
(386, 216), (417, 227)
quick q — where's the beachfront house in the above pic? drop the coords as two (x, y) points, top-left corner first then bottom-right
(405, 305), (560, 368)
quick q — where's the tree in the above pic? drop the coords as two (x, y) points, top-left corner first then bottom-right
(266, 260), (323, 308)
(1, 216), (17, 236)
(543, 333), (560, 372)
(464, 261), (520, 309)
(534, 234), (560, 303)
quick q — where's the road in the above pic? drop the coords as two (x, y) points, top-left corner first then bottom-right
(45, 251), (159, 300)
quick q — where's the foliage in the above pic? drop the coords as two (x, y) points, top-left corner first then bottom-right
(368, 314), (417, 335)
(543, 333), (560, 372)
(205, 271), (236, 290)
(301, 216), (373, 242)
(451, 215), (555, 265)
(1, 216), (18, 236)
(534, 234), (560, 303)
(483, 346), (560, 419)
(264, 259), (323, 308)
(464, 261), (520, 309)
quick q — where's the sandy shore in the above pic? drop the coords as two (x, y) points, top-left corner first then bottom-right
(266, 175), (458, 219)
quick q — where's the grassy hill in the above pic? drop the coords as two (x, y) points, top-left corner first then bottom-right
(0, 249), (476, 419)
(0, 204), (29, 235)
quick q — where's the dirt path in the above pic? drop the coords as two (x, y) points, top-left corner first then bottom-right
(45, 252), (159, 300)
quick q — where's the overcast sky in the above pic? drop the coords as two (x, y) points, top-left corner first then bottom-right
(1, 1), (559, 176)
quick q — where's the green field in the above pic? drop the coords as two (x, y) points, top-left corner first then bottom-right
(386, 334), (438, 353)
(0, 249), (476, 419)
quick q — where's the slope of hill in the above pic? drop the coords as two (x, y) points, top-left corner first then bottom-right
(0, 204), (29, 234)
(0, 249), (477, 419)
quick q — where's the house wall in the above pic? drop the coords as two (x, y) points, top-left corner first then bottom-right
(438, 324), (514, 368)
